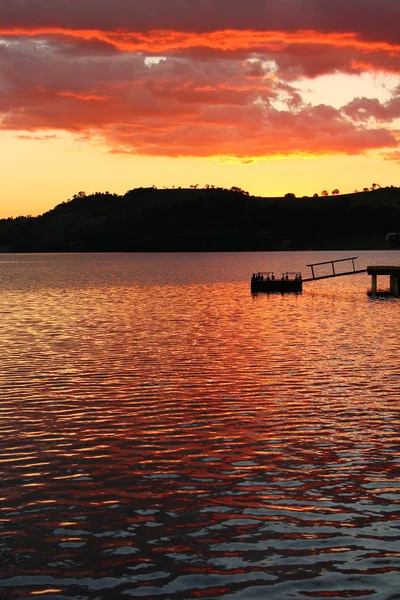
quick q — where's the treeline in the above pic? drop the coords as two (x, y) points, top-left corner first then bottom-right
(1, 185), (400, 252)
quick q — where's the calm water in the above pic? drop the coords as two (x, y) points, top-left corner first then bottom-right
(0, 252), (399, 600)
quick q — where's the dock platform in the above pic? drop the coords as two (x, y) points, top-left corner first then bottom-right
(251, 272), (302, 294)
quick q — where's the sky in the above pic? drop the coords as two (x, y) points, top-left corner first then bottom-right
(1, 0), (400, 218)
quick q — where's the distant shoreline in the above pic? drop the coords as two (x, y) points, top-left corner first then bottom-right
(1, 186), (399, 253)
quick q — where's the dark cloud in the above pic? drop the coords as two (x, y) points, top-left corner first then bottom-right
(343, 95), (400, 122)
(1, 0), (399, 43)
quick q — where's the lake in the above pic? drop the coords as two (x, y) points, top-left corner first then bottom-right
(0, 251), (399, 600)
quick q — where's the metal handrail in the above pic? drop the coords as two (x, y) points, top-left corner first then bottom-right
(306, 256), (360, 280)
(306, 256), (358, 267)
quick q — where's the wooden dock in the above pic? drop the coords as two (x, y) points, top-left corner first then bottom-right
(251, 257), (400, 297)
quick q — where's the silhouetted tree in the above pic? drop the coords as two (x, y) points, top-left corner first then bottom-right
(332, 189), (339, 195)
(229, 186), (250, 195)
(321, 190), (329, 196)
(363, 187), (369, 192)
(73, 191), (86, 199)
(313, 193), (319, 197)
(284, 193), (296, 198)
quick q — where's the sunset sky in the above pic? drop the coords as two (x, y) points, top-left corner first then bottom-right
(1, 0), (400, 218)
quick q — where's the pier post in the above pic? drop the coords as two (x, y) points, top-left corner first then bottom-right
(391, 275), (400, 297)
(367, 266), (400, 297)
(371, 274), (377, 296)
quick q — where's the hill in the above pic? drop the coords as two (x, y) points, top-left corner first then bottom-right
(1, 186), (400, 252)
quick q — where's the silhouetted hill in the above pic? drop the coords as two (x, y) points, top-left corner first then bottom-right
(1, 186), (400, 252)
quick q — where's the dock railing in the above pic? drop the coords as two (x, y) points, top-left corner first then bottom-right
(253, 271), (302, 281)
(303, 256), (366, 282)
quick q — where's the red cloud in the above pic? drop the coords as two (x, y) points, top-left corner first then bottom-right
(1, 0), (399, 161)
(110, 106), (397, 158)
(382, 151), (400, 162)
(1, 78), (396, 160)
(1, 28), (400, 82)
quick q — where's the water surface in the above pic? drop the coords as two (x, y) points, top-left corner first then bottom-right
(0, 252), (399, 599)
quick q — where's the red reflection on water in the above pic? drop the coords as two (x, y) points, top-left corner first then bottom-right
(0, 253), (399, 598)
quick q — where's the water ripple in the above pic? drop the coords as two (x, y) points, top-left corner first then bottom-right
(0, 252), (399, 599)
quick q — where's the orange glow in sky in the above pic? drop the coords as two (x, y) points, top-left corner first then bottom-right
(0, 0), (399, 218)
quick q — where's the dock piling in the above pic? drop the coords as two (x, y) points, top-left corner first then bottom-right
(371, 274), (377, 296)
(367, 266), (400, 297)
